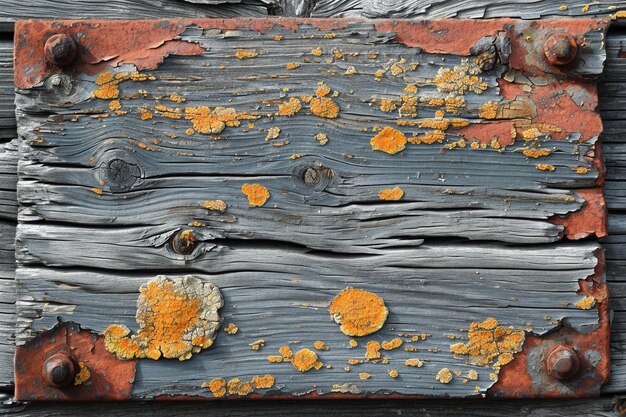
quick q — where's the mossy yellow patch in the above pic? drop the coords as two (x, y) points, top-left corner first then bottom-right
(286, 62), (301, 70)
(479, 101), (498, 119)
(370, 127), (407, 154)
(379, 187), (404, 201)
(329, 288), (388, 336)
(310, 47), (323, 57)
(241, 183), (270, 207)
(252, 374), (275, 389)
(359, 372), (371, 380)
(379, 99), (397, 113)
(313, 340), (330, 351)
(292, 348), (322, 372)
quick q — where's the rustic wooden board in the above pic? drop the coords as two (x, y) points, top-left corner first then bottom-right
(11, 18), (611, 401)
(0, 41), (15, 140)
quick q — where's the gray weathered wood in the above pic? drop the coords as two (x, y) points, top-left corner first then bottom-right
(0, 41), (15, 140)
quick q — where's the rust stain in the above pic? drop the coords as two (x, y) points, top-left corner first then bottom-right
(14, 321), (136, 401)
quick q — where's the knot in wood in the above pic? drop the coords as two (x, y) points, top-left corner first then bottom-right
(100, 158), (141, 192)
(42, 353), (76, 387)
(171, 230), (197, 255)
(44, 34), (77, 67)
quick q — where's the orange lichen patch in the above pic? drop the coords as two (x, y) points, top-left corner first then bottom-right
(267, 355), (283, 363)
(374, 69), (386, 81)
(348, 358), (364, 365)
(444, 96), (466, 114)
(521, 148), (552, 158)
(139, 110), (153, 120)
(224, 323), (238, 335)
(522, 128), (542, 141)
(203, 200), (227, 213)
(365, 341), (382, 360)
(404, 358), (423, 367)
(310, 97), (340, 119)
(154, 104), (182, 119)
(329, 288), (388, 337)
(286, 62), (301, 70)
(390, 61), (405, 76)
(265, 127), (281, 141)
(370, 127), (407, 154)
(575, 295), (596, 310)
(234, 49), (258, 59)
(349, 339), (358, 348)
(167, 93), (185, 103)
(315, 132), (329, 145)
(434, 59), (489, 95)
(93, 71), (156, 99)
(73, 361), (91, 386)
(202, 377), (227, 398)
(184, 106), (255, 135)
(292, 348), (322, 372)
(379, 187), (404, 201)
(250, 339), (266, 351)
(575, 167), (589, 174)
(408, 130), (446, 145)
(379, 99), (397, 113)
(108, 100), (122, 111)
(466, 369), (479, 380)
(315, 82), (332, 97)
(436, 368), (453, 384)
(279, 345), (293, 360)
(490, 138), (501, 149)
(399, 94), (418, 117)
(381, 338), (403, 351)
(91, 188), (103, 195)
(103, 275), (223, 361)
(479, 101), (498, 119)
(227, 378), (254, 396)
(94, 83), (120, 99)
(252, 374), (275, 389)
(388, 369), (399, 378)
(536, 164), (556, 172)
(241, 183), (270, 207)
(310, 47), (323, 57)
(277, 97), (302, 117)
(359, 372), (371, 380)
(314, 341), (330, 351)
(449, 317), (525, 372)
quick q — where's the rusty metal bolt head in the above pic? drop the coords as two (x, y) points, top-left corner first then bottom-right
(546, 345), (580, 380)
(171, 230), (197, 255)
(42, 353), (76, 387)
(544, 33), (578, 66)
(44, 34), (78, 67)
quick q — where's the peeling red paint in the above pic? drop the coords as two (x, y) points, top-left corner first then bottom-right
(456, 120), (516, 146)
(552, 188), (608, 240)
(14, 321), (136, 401)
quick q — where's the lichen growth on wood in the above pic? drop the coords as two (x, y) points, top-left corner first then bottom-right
(224, 323), (239, 335)
(404, 358), (423, 367)
(436, 368), (453, 384)
(241, 183), (270, 207)
(292, 348), (323, 372)
(103, 275), (223, 361)
(379, 187), (404, 201)
(575, 295), (596, 310)
(203, 200), (227, 213)
(370, 127), (407, 154)
(74, 361), (91, 386)
(329, 288), (388, 336)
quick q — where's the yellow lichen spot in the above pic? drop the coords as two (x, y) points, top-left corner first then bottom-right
(168, 93), (185, 103)
(359, 372), (371, 380)
(109, 100), (122, 111)
(374, 69), (385, 81)
(436, 368), (453, 384)
(470, 141), (480, 149)
(490, 138), (501, 149)
(265, 126), (281, 141)
(404, 84), (418, 93)
(404, 358), (423, 367)
(91, 188), (103, 195)
(329, 288), (388, 336)
(74, 361), (91, 386)
(95, 71), (114, 86)
(575, 295), (596, 310)
(575, 167), (589, 174)
(224, 323), (238, 335)
(536, 164), (556, 172)
(466, 369), (479, 380)
(274, 35), (283, 41)
(522, 128), (542, 140)
(408, 130), (446, 145)
(489, 373), (498, 381)
(292, 348), (321, 372)
(479, 101), (498, 119)
(279, 345), (293, 360)
(348, 358), (363, 365)
(370, 126), (407, 154)
(227, 378), (253, 396)
(140, 111), (153, 121)
(241, 183), (270, 207)
(314, 132), (329, 145)
(522, 148), (552, 158)
(365, 341), (381, 360)
(310, 47), (323, 57)
(434, 59), (488, 95)
(390, 62), (405, 76)
(344, 366), (351, 372)
(202, 377), (227, 398)
(399, 94), (418, 117)
(267, 355), (283, 363)
(250, 339), (266, 351)
(286, 63), (302, 71)
(332, 49), (344, 59)
(185, 128), (195, 135)
(103, 275), (222, 361)
(349, 339), (358, 348)
(379, 99), (397, 113)
(367, 52), (378, 59)
(388, 369), (399, 378)
(235, 49), (258, 60)
(94, 83), (120, 99)
(314, 340), (330, 351)
(252, 374), (275, 389)
(379, 187), (404, 201)
(203, 200), (227, 213)
(582, 4), (590, 12)
(449, 317), (525, 373)
(381, 338), (403, 351)
(310, 97), (339, 119)
(155, 104), (182, 120)
(559, 5), (568, 11)
(277, 97), (302, 117)
(315, 82), (332, 98)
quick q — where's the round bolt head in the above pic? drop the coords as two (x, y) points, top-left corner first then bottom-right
(171, 230), (197, 255)
(44, 34), (78, 67)
(42, 353), (76, 387)
(546, 345), (580, 380)
(544, 33), (578, 66)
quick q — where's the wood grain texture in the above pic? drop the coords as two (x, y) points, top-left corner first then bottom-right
(0, 41), (15, 140)
(310, 0), (626, 18)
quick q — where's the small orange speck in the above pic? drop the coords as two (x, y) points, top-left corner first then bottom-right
(310, 47), (323, 57)
(379, 187), (404, 201)
(203, 200), (227, 212)
(277, 97), (302, 117)
(235, 49), (258, 60)
(279, 345), (293, 360)
(241, 183), (270, 207)
(349, 339), (358, 348)
(286, 62), (301, 70)
(359, 372), (371, 380)
(185, 128), (195, 135)
(379, 99), (397, 113)
(267, 355), (283, 363)
(404, 358), (423, 367)
(522, 148), (551, 158)
(536, 164), (556, 172)
(381, 338), (403, 350)
(274, 35), (283, 41)
(313, 341), (330, 351)
(140, 111), (153, 121)
(109, 100), (122, 111)
(74, 362), (91, 385)
(227, 378), (253, 396)
(370, 127), (407, 154)
(91, 188), (103, 195)
(388, 369), (399, 378)
(250, 339), (266, 351)
(575, 167), (589, 174)
(575, 296), (596, 310)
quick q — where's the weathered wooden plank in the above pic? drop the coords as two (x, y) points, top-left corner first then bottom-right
(0, 40), (15, 140)
(0, 396), (621, 417)
(310, 0), (626, 18)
